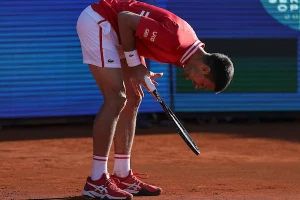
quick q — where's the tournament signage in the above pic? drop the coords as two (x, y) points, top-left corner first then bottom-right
(260, 0), (300, 31)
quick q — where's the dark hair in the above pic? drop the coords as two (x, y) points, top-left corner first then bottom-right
(203, 53), (234, 93)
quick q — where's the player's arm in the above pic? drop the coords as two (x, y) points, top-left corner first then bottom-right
(118, 11), (180, 51)
(118, 11), (163, 97)
(118, 11), (141, 52)
(118, 12), (149, 97)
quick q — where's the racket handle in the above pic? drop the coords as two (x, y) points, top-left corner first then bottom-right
(144, 75), (157, 92)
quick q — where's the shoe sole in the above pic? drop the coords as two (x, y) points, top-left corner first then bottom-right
(83, 190), (132, 200)
(83, 196), (132, 200)
(134, 188), (161, 196)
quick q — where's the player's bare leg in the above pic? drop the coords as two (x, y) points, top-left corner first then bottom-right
(113, 59), (142, 178)
(89, 64), (126, 157)
(82, 64), (133, 200)
(88, 64), (126, 180)
(113, 59), (163, 159)
(112, 60), (162, 196)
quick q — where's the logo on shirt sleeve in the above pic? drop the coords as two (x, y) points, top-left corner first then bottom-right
(150, 31), (157, 42)
(143, 29), (149, 37)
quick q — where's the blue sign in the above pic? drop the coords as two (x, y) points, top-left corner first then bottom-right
(260, 0), (300, 31)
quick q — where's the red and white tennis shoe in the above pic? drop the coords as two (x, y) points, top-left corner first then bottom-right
(111, 170), (162, 196)
(82, 172), (133, 199)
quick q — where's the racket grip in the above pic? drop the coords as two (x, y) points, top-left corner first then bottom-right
(144, 75), (156, 92)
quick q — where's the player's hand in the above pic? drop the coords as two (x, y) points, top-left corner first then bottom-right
(129, 64), (163, 97)
(149, 71), (163, 84)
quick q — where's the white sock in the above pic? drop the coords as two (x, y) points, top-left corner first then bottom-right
(113, 154), (131, 178)
(91, 155), (108, 181)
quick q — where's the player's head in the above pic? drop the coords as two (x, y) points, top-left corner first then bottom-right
(183, 51), (234, 93)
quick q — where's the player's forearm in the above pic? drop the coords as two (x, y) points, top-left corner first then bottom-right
(117, 11), (141, 51)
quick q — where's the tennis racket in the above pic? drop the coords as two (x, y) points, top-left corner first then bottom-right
(144, 76), (200, 155)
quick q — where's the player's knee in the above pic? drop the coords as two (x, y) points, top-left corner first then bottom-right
(126, 93), (142, 108)
(104, 86), (127, 113)
(105, 94), (127, 113)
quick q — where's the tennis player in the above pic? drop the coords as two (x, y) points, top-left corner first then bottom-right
(76, 0), (234, 199)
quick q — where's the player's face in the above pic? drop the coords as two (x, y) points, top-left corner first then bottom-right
(182, 63), (215, 91)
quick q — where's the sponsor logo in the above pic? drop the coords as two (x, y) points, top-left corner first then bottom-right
(108, 59), (114, 63)
(129, 54), (134, 57)
(144, 28), (149, 37)
(150, 31), (157, 42)
(260, 0), (300, 30)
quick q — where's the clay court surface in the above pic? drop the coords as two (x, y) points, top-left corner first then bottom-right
(1, 122), (300, 200)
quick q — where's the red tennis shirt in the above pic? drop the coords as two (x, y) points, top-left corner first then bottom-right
(91, 0), (205, 67)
